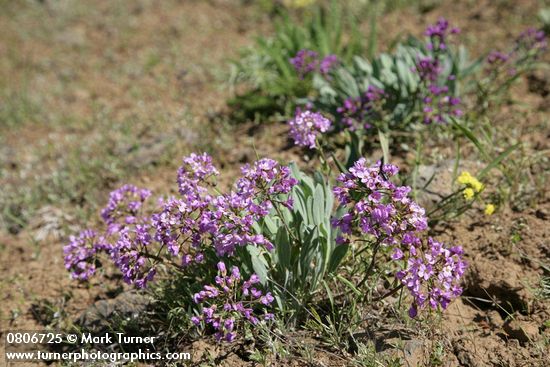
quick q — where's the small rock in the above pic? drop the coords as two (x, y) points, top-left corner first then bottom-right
(78, 292), (151, 332)
(401, 339), (426, 367)
(416, 160), (483, 208)
(534, 209), (547, 220)
(379, 338), (427, 366)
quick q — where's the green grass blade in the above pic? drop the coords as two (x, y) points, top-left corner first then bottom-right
(478, 143), (520, 179)
(451, 118), (489, 160)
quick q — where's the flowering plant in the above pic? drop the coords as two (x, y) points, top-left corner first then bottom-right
(64, 154), (297, 288)
(332, 158), (466, 317)
(228, 2), (363, 120)
(477, 27), (547, 110)
(310, 18), (470, 135)
(65, 153), (466, 341)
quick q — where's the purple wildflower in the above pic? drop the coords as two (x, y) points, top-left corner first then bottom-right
(288, 110), (331, 149)
(192, 263), (274, 342)
(398, 238), (467, 317)
(177, 152), (219, 204)
(337, 86), (386, 130)
(100, 185), (151, 226)
(425, 17), (460, 52)
(319, 54), (339, 75)
(487, 50), (510, 65)
(63, 229), (106, 280)
(66, 153), (297, 288)
(414, 19), (463, 124)
(110, 223), (157, 288)
(332, 158), (427, 246)
(515, 28), (547, 55)
(290, 49), (319, 79)
(332, 158), (466, 317)
(421, 84), (463, 124)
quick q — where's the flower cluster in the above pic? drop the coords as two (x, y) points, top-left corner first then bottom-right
(396, 238), (467, 318)
(515, 28), (547, 56)
(424, 17), (460, 52)
(288, 109), (332, 149)
(152, 156), (297, 265)
(64, 183), (158, 287)
(212, 158), (297, 256)
(421, 84), (463, 124)
(332, 158), (428, 247)
(486, 50), (510, 66)
(289, 49), (339, 78)
(192, 262), (274, 342)
(290, 49), (319, 79)
(65, 154), (298, 287)
(415, 18), (462, 124)
(110, 223), (156, 288)
(332, 158), (466, 317)
(485, 28), (547, 78)
(336, 86), (386, 130)
(457, 171), (484, 200)
(64, 230), (104, 280)
(319, 54), (339, 75)
(415, 57), (441, 82)
(177, 152), (219, 200)
(100, 185), (151, 227)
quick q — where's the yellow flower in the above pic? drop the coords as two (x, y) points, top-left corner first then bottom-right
(463, 188), (475, 200)
(457, 171), (484, 193)
(457, 171), (473, 185)
(484, 204), (495, 215)
(471, 180), (484, 193)
(283, 0), (316, 8)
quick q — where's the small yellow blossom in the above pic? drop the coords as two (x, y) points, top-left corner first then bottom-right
(471, 180), (484, 193)
(484, 204), (495, 215)
(283, 0), (316, 8)
(457, 171), (484, 193)
(463, 188), (475, 200)
(457, 171), (473, 185)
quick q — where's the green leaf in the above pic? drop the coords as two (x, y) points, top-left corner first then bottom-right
(452, 118), (490, 160)
(306, 195), (315, 226)
(478, 143), (520, 179)
(331, 152), (348, 174)
(324, 182), (334, 219)
(354, 56), (372, 75)
(292, 188), (308, 220)
(289, 162), (302, 181)
(367, 13), (377, 60)
(328, 244), (349, 273)
(275, 227), (291, 270)
(378, 130), (390, 164)
(312, 184), (324, 225)
(247, 245), (269, 284)
(263, 215), (278, 235)
(322, 280), (335, 308)
(335, 274), (360, 296)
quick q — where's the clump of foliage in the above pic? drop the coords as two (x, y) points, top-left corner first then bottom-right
(228, 1), (363, 120)
(313, 17), (469, 134)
